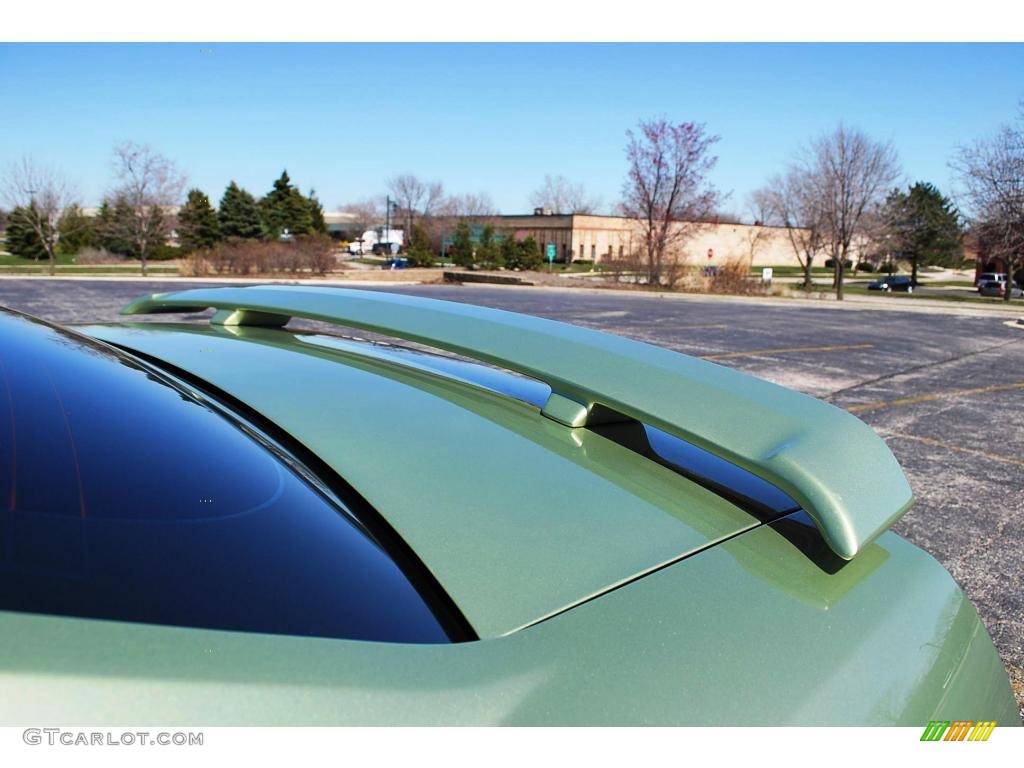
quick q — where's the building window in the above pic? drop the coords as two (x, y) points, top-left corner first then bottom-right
(591, 244), (596, 259)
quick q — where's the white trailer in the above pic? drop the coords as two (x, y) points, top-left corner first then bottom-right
(347, 228), (404, 255)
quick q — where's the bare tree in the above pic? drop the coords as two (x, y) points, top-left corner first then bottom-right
(387, 174), (427, 215)
(799, 125), (900, 299)
(529, 174), (602, 214)
(620, 118), (720, 286)
(951, 112), (1024, 302)
(857, 205), (896, 274)
(741, 219), (772, 274)
(751, 169), (826, 290)
(447, 192), (499, 218)
(340, 197), (382, 244)
(1, 157), (77, 275)
(107, 141), (186, 275)
(422, 182), (445, 218)
(387, 174), (447, 240)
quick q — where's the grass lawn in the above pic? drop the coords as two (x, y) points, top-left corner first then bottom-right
(749, 265), (834, 277)
(841, 285), (1019, 306)
(557, 262), (603, 273)
(0, 250), (179, 273)
(916, 279), (976, 288)
(0, 252), (77, 266)
(0, 263), (178, 275)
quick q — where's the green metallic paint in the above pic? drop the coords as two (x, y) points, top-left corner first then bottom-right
(121, 285), (914, 560)
(540, 391), (591, 428)
(0, 521), (1015, 725)
(32, 294), (1009, 726)
(211, 307), (289, 327)
(82, 322), (762, 638)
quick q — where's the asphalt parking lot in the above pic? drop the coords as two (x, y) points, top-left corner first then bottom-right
(2, 278), (1022, 714)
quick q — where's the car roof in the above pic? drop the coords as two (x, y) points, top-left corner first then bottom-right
(80, 320), (764, 637)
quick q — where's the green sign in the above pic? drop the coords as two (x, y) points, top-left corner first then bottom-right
(546, 243), (556, 262)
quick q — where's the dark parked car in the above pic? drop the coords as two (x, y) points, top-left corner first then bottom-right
(867, 275), (914, 292)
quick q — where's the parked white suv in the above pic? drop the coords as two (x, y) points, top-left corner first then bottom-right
(976, 272), (1006, 291)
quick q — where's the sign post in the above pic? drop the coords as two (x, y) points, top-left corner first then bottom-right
(546, 243), (556, 272)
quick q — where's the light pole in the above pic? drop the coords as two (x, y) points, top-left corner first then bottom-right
(385, 196), (399, 254)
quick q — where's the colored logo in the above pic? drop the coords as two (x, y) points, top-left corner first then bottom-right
(920, 721), (996, 741)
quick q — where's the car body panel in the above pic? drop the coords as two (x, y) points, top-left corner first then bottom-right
(80, 321), (763, 637)
(118, 285), (915, 560)
(0, 519), (1016, 725)
(0, 291), (1015, 726)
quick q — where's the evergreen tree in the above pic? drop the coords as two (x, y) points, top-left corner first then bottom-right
(260, 170), (313, 238)
(95, 201), (118, 253)
(218, 182), (263, 240)
(505, 235), (543, 270)
(405, 223), (434, 267)
(57, 204), (97, 255)
(178, 188), (222, 250)
(5, 204), (48, 260)
(97, 196), (144, 257)
(884, 182), (964, 285)
(450, 219), (474, 268)
(499, 232), (518, 269)
(519, 236), (544, 270)
(308, 188), (327, 234)
(476, 224), (503, 269)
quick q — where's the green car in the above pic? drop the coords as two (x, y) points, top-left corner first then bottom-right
(0, 285), (1017, 725)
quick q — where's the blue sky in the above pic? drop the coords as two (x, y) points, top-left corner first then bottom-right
(1, 43), (1020, 217)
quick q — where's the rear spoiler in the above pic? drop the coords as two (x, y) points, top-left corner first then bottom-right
(122, 285), (913, 559)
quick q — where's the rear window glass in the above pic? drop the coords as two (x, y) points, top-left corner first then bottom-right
(0, 311), (453, 643)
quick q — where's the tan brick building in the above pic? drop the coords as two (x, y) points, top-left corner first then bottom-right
(481, 213), (811, 268)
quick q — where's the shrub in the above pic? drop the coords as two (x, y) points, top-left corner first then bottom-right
(148, 244), (182, 261)
(706, 258), (769, 295)
(514, 236), (544, 270)
(824, 258), (854, 269)
(604, 259), (631, 283)
(180, 252), (212, 276)
(197, 235), (335, 276)
(75, 247), (122, 265)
